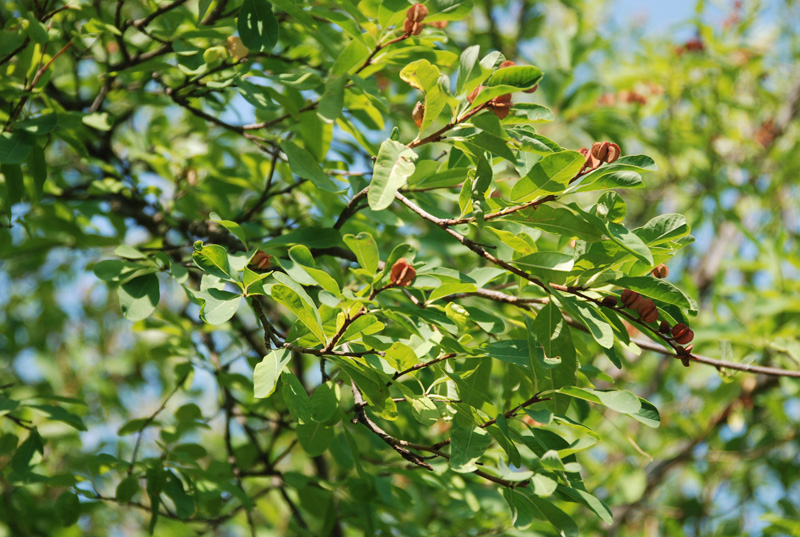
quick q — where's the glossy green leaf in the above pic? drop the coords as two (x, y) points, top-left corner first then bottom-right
(449, 412), (491, 473)
(343, 232), (380, 273)
(237, 0), (279, 52)
(368, 139), (418, 211)
(254, 349), (292, 398)
(118, 274), (160, 321)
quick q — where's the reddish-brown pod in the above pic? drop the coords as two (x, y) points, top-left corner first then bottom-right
(498, 60), (516, 68)
(605, 142), (621, 163)
(601, 296), (618, 308)
(467, 85), (484, 104)
(412, 102), (425, 129)
(636, 299), (658, 323)
(659, 320), (671, 333)
(390, 258), (416, 287)
(491, 93), (512, 119)
(249, 250), (272, 271)
(406, 3), (428, 22)
(671, 323), (694, 344)
(652, 264), (669, 279)
(621, 289), (642, 309)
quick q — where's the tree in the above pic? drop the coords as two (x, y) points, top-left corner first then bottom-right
(1, 0), (799, 535)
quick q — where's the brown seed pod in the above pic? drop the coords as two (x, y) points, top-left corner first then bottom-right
(659, 320), (671, 333)
(412, 101), (425, 129)
(490, 93), (512, 119)
(671, 323), (694, 344)
(605, 142), (621, 163)
(642, 308), (659, 324)
(651, 263), (669, 279)
(523, 83), (539, 94)
(390, 258), (416, 287)
(498, 60), (516, 68)
(601, 296), (618, 308)
(637, 299), (657, 323)
(403, 19), (423, 35)
(675, 328), (694, 345)
(249, 250), (271, 271)
(406, 3), (428, 23)
(467, 85), (484, 104)
(621, 289), (642, 309)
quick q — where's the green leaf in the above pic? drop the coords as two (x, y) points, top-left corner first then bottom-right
(530, 303), (577, 408)
(164, 471), (194, 519)
(237, 0), (279, 52)
(82, 112), (113, 131)
(288, 245), (341, 295)
(449, 412), (492, 473)
(503, 488), (538, 529)
(456, 45), (483, 95)
(281, 141), (340, 191)
(634, 213), (691, 246)
(332, 39), (371, 76)
(118, 274), (160, 321)
(318, 75), (347, 123)
(0, 131), (34, 164)
(2, 163), (24, 206)
(471, 65), (543, 106)
(514, 103), (554, 123)
(399, 59), (447, 132)
(557, 294), (614, 349)
(116, 476), (140, 503)
(197, 288), (241, 325)
(368, 139), (418, 211)
(608, 275), (695, 311)
(343, 232), (380, 273)
(192, 244), (233, 280)
(557, 485), (613, 523)
(558, 387), (642, 414)
(297, 421), (334, 456)
(282, 372), (312, 423)
(209, 212), (247, 247)
(425, 0), (474, 21)
(254, 349), (292, 398)
(510, 150), (584, 202)
(55, 491), (81, 526)
(16, 112), (58, 135)
(26, 144), (47, 201)
(506, 204), (603, 243)
(271, 284), (326, 344)
(529, 496), (578, 537)
(29, 404), (87, 431)
(310, 382), (339, 424)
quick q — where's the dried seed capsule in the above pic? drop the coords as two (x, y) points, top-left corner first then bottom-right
(523, 83), (539, 94)
(671, 323), (691, 340)
(390, 258), (416, 287)
(467, 85), (484, 104)
(406, 3), (429, 22)
(620, 289), (642, 309)
(675, 328), (694, 345)
(637, 299), (658, 323)
(249, 250), (271, 271)
(601, 296), (618, 308)
(403, 19), (424, 35)
(498, 60), (516, 68)
(642, 308), (659, 323)
(605, 142), (621, 163)
(659, 320), (671, 333)
(651, 264), (669, 279)
(491, 93), (512, 119)
(412, 101), (425, 129)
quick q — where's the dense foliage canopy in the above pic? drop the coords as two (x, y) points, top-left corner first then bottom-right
(1, 0), (800, 535)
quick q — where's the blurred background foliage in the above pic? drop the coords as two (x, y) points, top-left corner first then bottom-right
(1, 0), (799, 536)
